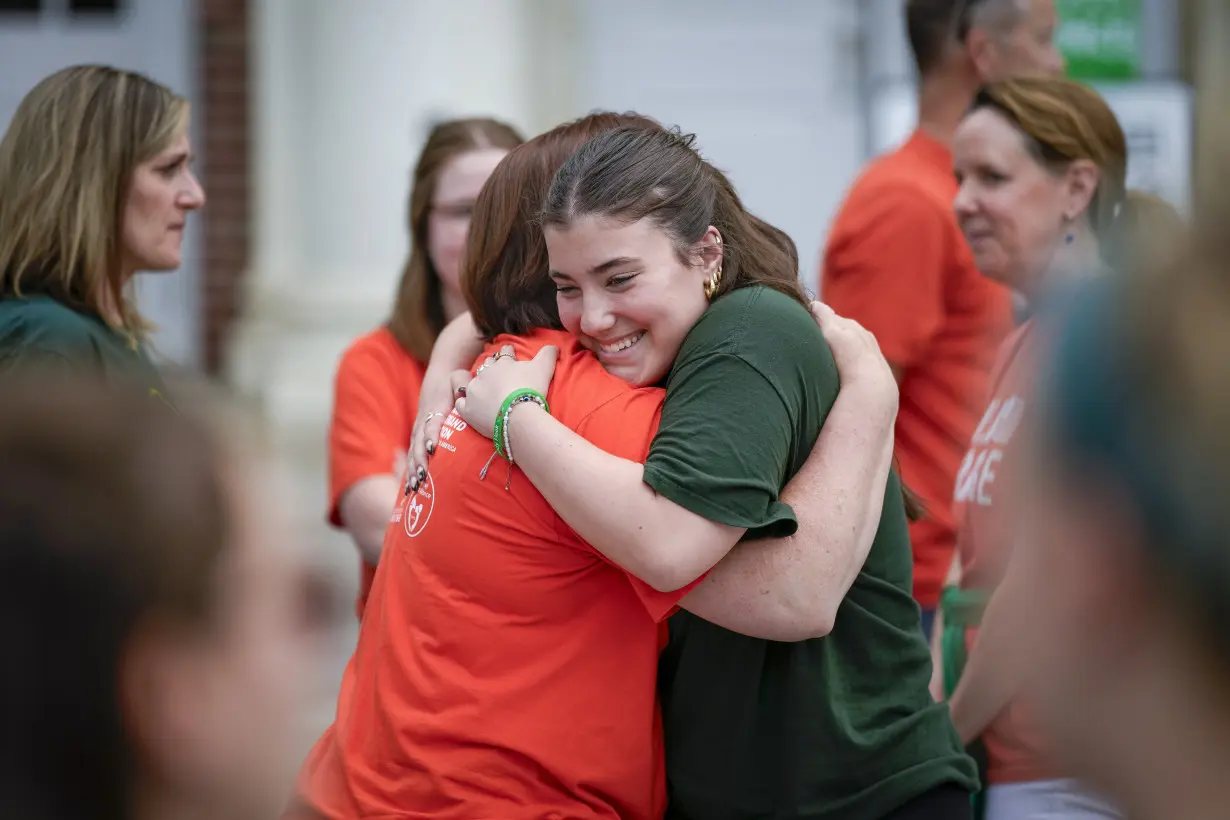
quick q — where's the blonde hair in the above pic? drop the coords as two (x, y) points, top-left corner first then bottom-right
(972, 77), (1128, 239)
(0, 65), (189, 336)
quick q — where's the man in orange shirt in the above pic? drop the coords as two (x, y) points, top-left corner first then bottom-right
(820, 0), (1064, 636)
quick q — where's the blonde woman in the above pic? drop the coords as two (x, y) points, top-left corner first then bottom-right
(937, 77), (1165, 818)
(0, 65), (204, 394)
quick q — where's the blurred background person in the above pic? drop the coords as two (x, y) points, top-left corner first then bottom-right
(0, 376), (322, 820)
(0, 65), (204, 394)
(821, 0), (1064, 638)
(939, 75), (1142, 820)
(327, 117), (521, 619)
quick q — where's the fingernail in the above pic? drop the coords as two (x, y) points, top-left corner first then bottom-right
(417, 466), (426, 481)
(410, 478), (419, 492)
(426, 441), (435, 455)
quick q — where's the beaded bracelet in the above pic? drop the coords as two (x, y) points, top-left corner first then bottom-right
(493, 388), (549, 462)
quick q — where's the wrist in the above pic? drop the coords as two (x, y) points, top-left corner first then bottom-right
(493, 388), (550, 463)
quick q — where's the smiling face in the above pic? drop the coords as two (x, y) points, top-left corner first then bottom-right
(546, 215), (715, 386)
(120, 127), (205, 277)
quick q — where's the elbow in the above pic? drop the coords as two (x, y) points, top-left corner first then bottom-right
(634, 542), (707, 593)
(769, 595), (838, 642)
(640, 559), (702, 594)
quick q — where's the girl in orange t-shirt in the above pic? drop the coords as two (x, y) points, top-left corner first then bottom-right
(290, 112), (901, 820)
(940, 78), (1181, 818)
(327, 118), (521, 617)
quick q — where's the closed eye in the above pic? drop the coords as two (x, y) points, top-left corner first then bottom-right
(607, 273), (637, 288)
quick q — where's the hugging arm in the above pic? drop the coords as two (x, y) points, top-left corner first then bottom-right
(407, 312), (485, 478)
(678, 372), (895, 640)
(460, 304), (898, 641)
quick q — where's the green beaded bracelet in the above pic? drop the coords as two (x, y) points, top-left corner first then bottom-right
(493, 388), (549, 460)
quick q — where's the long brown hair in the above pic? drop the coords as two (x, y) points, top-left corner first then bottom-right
(539, 126), (809, 310)
(387, 118), (523, 362)
(462, 112), (662, 339)
(0, 65), (188, 337)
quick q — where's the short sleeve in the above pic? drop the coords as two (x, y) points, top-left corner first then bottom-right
(563, 386), (699, 622)
(821, 183), (949, 367)
(327, 336), (420, 526)
(643, 353), (798, 539)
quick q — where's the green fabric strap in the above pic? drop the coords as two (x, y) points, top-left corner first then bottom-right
(940, 584), (991, 820)
(940, 585), (988, 699)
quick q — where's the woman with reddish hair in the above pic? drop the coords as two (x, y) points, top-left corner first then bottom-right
(327, 117), (522, 618)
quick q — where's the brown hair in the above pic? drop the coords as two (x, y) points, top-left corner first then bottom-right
(539, 126), (808, 310)
(0, 376), (243, 819)
(971, 77), (1128, 241)
(462, 111), (662, 339)
(906, 0), (1024, 76)
(0, 65), (189, 337)
(386, 117), (524, 362)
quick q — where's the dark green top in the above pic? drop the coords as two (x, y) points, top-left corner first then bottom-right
(644, 287), (977, 820)
(0, 294), (169, 402)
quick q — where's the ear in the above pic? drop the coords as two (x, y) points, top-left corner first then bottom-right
(964, 26), (999, 82)
(1063, 159), (1101, 223)
(695, 225), (723, 274)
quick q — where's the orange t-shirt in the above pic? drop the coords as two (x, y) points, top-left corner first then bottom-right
(293, 329), (694, 820)
(327, 327), (425, 618)
(821, 130), (1014, 609)
(954, 320), (1053, 784)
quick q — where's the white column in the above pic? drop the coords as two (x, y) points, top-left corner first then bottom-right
(231, 0), (549, 440)
(231, 0), (569, 745)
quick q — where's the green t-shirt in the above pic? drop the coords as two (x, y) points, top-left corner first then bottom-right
(0, 295), (170, 402)
(644, 287), (977, 820)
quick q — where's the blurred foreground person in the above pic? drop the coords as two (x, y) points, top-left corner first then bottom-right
(0, 377), (321, 820)
(1021, 199), (1230, 819)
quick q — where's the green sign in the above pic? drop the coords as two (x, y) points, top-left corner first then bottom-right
(1056, 0), (1143, 81)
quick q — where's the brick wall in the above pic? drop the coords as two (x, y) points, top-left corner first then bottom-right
(200, 0), (249, 375)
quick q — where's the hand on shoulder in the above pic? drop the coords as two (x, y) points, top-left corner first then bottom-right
(810, 301), (897, 413)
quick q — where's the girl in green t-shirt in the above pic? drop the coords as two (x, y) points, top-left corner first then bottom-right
(417, 123), (976, 819)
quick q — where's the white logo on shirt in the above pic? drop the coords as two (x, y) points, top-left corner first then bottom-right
(954, 395), (1024, 507)
(397, 470), (436, 538)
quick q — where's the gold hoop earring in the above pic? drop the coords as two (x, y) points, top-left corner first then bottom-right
(704, 265), (723, 300)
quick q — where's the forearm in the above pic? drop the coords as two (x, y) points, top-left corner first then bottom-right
(505, 404), (740, 591)
(782, 380), (896, 619)
(430, 312), (484, 372)
(682, 382), (896, 639)
(337, 475), (400, 565)
(948, 562), (1034, 743)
